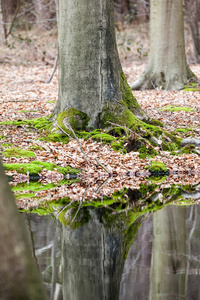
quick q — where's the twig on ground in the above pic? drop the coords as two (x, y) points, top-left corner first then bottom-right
(95, 158), (111, 175)
(57, 124), (90, 165)
(46, 53), (58, 83)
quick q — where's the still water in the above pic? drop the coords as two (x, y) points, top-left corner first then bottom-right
(23, 204), (200, 300)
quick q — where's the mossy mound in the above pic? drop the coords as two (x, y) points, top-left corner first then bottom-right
(91, 133), (116, 143)
(4, 161), (80, 176)
(3, 148), (35, 158)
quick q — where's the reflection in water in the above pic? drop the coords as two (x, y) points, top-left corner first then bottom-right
(24, 205), (200, 300)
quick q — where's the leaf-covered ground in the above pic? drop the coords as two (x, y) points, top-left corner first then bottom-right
(0, 62), (200, 208)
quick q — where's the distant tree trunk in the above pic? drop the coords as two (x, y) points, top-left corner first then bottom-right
(0, 160), (49, 300)
(53, 0), (147, 130)
(0, 0), (7, 43)
(131, 0), (197, 90)
(185, 0), (200, 64)
(34, 0), (53, 30)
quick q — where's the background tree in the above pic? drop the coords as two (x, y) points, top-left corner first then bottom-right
(130, 0), (197, 90)
(0, 160), (49, 299)
(185, 0), (200, 64)
(52, 0), (148, 130)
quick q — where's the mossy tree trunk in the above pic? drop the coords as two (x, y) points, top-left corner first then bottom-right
(130, 0), (197, 91)
(53, 0), (147, 130)
(0, 160), (49, 300)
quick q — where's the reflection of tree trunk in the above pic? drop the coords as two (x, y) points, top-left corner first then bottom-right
(62, 208), (125, 300)
(150, 206), (186, 299)
(0, 160), (48, 299)
(120, 215), (153, 300)
(185, 206), (200, 299)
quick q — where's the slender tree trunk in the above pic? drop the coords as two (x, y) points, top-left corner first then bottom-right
(0, 160), (48, 300)
(185, 0), (200, 64)
(131, 0), (197, 90)
(53, 0), (147, 130)
(0, 0), (7, 43)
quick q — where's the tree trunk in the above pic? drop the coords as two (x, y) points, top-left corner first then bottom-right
(0, 160), (49, 300)
(53, 0), (147, 130)
(131, 0), (196, 90)
(185, 0), (200, 64)
(0, 0), (7, 43)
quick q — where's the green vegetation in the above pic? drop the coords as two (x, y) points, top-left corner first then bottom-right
(4, 161), (80, 176)
(3, 148), (35, 158)
(159, 105), (194, 112)
(147, 161), (168, 174)
(1, 143), (13, 148)
(138, 144), (158, 159)
(0, 135), (5, 139)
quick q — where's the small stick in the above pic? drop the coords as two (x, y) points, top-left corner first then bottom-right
(46, 53), (58, 83)
(57, 124), (90, 165)
(95, 158), (111, 175)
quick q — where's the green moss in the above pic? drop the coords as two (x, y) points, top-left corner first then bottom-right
(91, 133), (116, 143)
(181, 144), (195, 154)
(3, 148), (35, 158)
(138, 144), (158, 159)
(0, 116), (52, 132)
(15, 192), (36, 199)
(144, 118), (164, 127)
(120, 71), (140, 111)
(175, 127), (193, 133)
(55, 108), (89, 132)
(4, 161), (80, 176)
(42, 133), (69, 144)
(29, 145), (43, 151)
(1, 143), (13, 148)
(107, 127), (126, 137)
(148, 161), (168, 174)
(159, 105), (194, 112)
(0, 135), (5, 139)
(183, 83), (200, 92)
(111, 140), (124, 151)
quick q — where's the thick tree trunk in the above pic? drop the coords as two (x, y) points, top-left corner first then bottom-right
(53, 0), (147, 129)
(131, 0), (196, 90)
(0, 160), (48, 300)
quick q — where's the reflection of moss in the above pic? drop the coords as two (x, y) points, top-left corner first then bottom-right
(3, 148), (35, 158)
(4, 161), (79, 176)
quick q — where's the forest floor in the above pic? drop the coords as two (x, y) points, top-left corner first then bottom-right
(0, 28), (200, 208)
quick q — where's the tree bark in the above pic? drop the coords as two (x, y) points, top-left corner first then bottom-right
(185, 0), (200, 64)
(0, 160), (48, 300)
(131, 0), (197, 90)
(53, 0), (147, 129)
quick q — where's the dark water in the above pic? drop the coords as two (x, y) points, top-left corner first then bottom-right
(23, 204), (200, 300)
